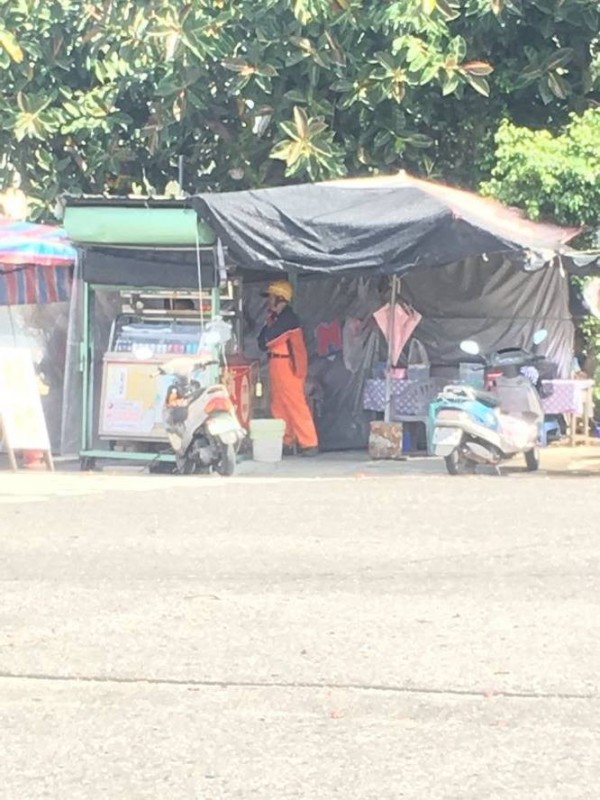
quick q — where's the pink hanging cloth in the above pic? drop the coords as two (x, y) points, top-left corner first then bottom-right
(373, 303), (422, 367)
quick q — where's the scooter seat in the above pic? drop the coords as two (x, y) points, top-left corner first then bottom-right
(472, 389), (500, 408)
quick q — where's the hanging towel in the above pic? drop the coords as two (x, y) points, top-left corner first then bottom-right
(373, 303), (422, 367)
(343, 317), (367, 373)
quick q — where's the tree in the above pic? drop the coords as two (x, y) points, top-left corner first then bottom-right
(482, 107), (600, 393)
(482, 109), (600, 229)
(0, 0), (598, 217)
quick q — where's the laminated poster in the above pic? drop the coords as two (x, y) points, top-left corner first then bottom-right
(0, 347), (52, 453)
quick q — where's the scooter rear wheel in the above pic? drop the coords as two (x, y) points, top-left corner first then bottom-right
(445, 448), (476, 476)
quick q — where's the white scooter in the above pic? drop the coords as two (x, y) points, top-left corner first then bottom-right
(431, 330), (549, 475)
(159, 356), (245, 476)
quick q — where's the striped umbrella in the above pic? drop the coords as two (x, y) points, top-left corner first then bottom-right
(0, 217), (76, 305)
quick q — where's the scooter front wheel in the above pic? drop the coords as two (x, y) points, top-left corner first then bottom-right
(216, 442), (236, 477)
(176, 456), (197, 475)
(445, 448), (476, 476)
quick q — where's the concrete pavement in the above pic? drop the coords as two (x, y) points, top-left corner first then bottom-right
(0, 460), (599, 798)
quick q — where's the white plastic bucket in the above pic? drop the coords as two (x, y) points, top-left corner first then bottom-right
(250, 418), (286, 463)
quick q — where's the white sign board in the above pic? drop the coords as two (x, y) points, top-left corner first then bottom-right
(0, 347), (52, 469)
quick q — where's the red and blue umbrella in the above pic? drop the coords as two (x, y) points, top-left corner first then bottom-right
(0, 217), (76, 305)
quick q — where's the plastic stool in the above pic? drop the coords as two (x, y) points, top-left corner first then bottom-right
(541, 418), (561, 446)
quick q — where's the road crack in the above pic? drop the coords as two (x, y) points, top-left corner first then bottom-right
(0, 671), (595, 701)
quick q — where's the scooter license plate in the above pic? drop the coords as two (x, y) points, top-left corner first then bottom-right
(433, 427), (462, 446)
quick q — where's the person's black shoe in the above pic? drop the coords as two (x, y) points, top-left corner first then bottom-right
(299, 446), (319, 457)
(282, 444), (297, 456)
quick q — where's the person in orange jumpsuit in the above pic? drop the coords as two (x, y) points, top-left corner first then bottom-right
(258, 280), (319, 456)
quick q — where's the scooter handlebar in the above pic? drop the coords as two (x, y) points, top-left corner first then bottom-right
(156, 358), (220, 377)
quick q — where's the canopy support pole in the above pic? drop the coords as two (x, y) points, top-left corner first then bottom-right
(384, 275), (399, 423)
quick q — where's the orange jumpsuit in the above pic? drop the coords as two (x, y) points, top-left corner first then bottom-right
(258, 306), (318, 449)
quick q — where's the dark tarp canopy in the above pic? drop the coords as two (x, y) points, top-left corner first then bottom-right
(562, 250), (600, 277)
(189, 175), (580, 451)
(189, 174), (580, 277)
(81, 245), (217, 289)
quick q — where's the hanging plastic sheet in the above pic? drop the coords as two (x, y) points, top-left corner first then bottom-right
(400, 254), (573, 378)
(60, 261), (120, 455)
(240, 253), (573, 452)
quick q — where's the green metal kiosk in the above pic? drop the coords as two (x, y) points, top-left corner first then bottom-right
(63, 198), (246, 469)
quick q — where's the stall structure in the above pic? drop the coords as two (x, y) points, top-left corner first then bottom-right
(188, 174), (594, 452)
(62, 198), (257, 468)
(0, 218), (76, 455)
(0, 217), (74, 305)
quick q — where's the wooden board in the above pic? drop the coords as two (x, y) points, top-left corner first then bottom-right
(0, 347), (53, 470)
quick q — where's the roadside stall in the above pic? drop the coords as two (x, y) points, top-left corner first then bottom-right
(0, 217), (75, 458)
(189, 174), (594, 453)
(62, 199), (258, 468)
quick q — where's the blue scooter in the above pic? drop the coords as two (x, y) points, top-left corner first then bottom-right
(431, 330), (548, 475)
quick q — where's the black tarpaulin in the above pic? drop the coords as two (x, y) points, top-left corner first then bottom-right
(82, 246), (216, 289)
(401, 255), (573, 378)
(562, 250), (600, 276)
(190, 174), (580, 276)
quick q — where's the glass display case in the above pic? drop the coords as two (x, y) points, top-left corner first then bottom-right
(100, 314), (224, 443)
(98, 280), (250, 444)
(109, 316), (210, 358)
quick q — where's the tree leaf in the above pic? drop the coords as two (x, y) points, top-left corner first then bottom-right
(255, 63), (278, 77)
(155, 75), (182, 96)
(289, 36), (315, 55)
(464, 73), (491, 97)
(222, 57), (251, 73)
(270, 141), (292, 161)
(543, 48), (574, 73)
(547, 72), (570, 100)
(462, 60), (494, 77)
(293, 106), (309, 139)
(0, 29), (24, 63)
(538, 76), (554, 105)
(442, 73), (460, 95)
(285, 89), (307, 103)
(436, 0), (460, 21)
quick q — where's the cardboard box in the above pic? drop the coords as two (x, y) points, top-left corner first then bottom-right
(368, 421), (404, 460)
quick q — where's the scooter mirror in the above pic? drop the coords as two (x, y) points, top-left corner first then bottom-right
(160, 356), (198, 378)
(532, 329), (548, 346)
(460, 340), (480, 356)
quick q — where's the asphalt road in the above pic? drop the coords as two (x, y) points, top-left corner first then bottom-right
(1, 467), (599, 799)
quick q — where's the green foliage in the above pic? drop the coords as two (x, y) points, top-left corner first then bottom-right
(0, 0), (598, 216)
(484, 109), (600, 399)
(270, 106), (346, 181)
(482, 110), (600, 226)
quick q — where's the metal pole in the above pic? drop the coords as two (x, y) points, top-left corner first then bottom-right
(287, 271), (298, 305)
(81, 280), (90, 450)
(178, 155), (184, 190)
(384, 275), (399, 423)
